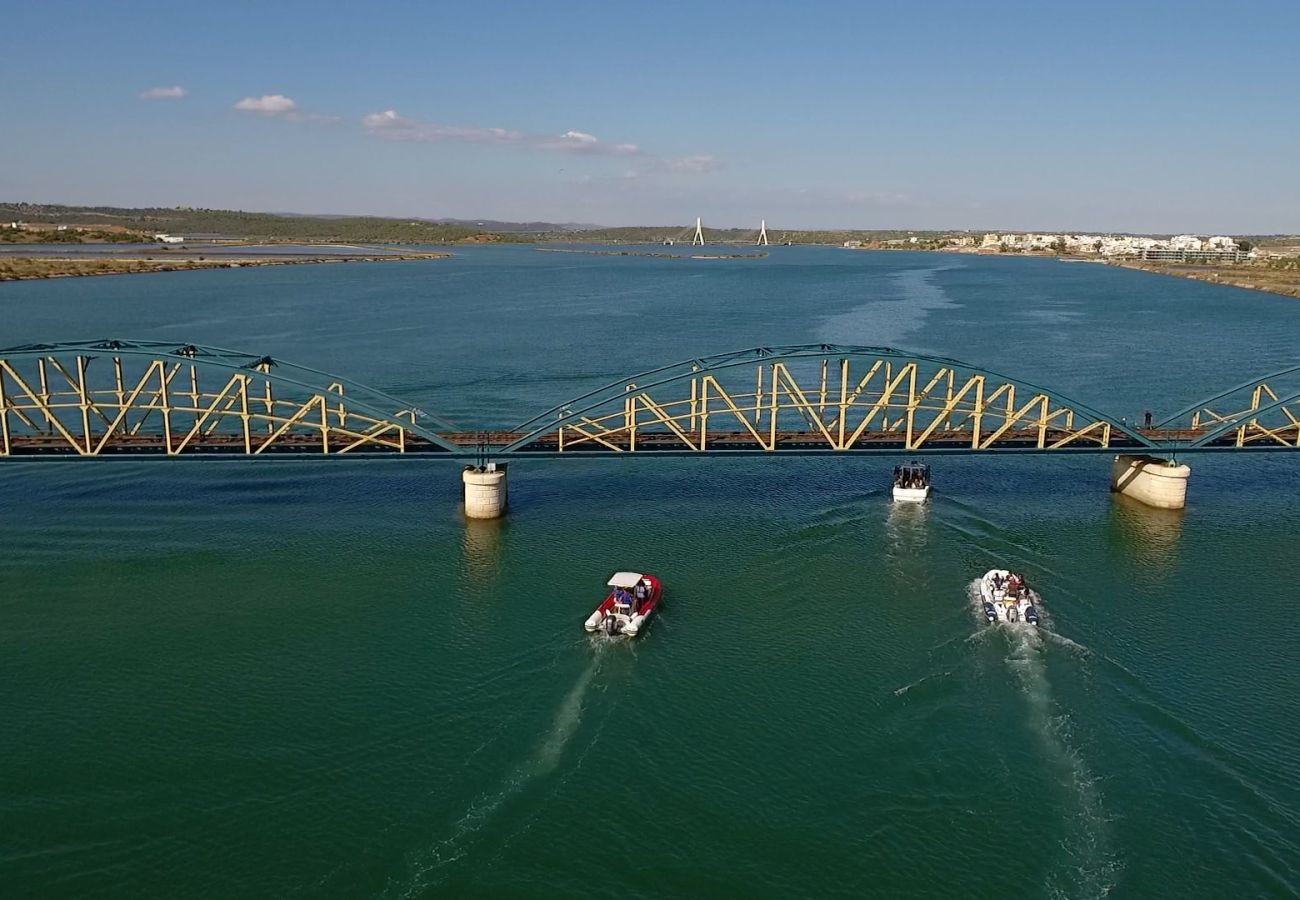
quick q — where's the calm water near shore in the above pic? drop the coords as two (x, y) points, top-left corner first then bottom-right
(2, 247), (1299, 898)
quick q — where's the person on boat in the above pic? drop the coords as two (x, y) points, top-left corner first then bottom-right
(632, 580), (647, 612)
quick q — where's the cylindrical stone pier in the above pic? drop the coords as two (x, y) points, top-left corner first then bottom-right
(1110, 454), (1191, 510)
(463, 464), (508, 519)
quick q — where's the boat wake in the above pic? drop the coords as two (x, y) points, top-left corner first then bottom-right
(968, 580), (1120, 898)
(392, 645), (606, 897)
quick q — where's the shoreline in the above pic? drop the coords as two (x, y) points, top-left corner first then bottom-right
(1109, 260), (1300, 300)
(846, 245), (1300, 300)
(0, 252), (450, 283)
(535, 246), (767, 260)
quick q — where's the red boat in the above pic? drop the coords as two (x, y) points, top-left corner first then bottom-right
(584, 572), (662, 637)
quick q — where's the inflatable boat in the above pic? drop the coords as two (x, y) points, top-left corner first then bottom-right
(979, 569), (1039, 626)
(584, 572), (662, 637)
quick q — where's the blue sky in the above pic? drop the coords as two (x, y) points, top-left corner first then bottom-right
(3, 0), (1298, 232)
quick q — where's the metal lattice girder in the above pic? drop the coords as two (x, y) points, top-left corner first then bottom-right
(501, 345), (1156, 454)
(0, 339), (460, 456)
(5, 340), (1299, 459)
(1158, 364), (1300, 449)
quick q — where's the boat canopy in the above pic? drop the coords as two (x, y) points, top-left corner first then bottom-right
(607, 571), (645, 588)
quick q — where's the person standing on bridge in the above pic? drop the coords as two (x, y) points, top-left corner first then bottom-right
(1144, 410), (1153, 429)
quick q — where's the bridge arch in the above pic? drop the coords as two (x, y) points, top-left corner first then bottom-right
(0, 339), (461, 456)
(1156, 363), (1300, 449)
(501, 344), (1163, 454)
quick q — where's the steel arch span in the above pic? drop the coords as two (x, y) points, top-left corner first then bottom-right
(1155, 363), (1300, 450)
(0, 339), (461, 457)
(499, 344), (1167, 455)
(2, 340), (1298, 459)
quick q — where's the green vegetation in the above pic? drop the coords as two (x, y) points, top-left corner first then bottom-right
(0, 257), (222, 280)
(0, 203), (967, 247)
(0, 203), (513, 244)
(0, 227), (146, 243)
(0, 252), (449, 282)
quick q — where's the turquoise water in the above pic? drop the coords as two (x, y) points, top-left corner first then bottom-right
(2, 248), (1299, 898)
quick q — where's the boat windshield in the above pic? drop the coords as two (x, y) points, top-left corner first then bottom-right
(894, 463), (930, 488)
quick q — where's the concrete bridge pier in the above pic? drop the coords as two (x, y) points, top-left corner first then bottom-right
(1110, 454), (1191, 510)
(463, 463), (508, 519)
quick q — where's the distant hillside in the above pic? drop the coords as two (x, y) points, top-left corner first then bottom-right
(1, 202), (970, 247)
(429, 218), (597, 233)
(0, 203), (526, 244)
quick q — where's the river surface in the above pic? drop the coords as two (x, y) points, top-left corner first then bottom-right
(2, 247), (1299, 899)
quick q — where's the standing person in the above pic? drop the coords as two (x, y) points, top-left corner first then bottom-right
(1144, 410), (1153, 429)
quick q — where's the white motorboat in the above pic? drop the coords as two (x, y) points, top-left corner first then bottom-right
(584, 571), (663, 637)
(979, 569), (1039, 626)
(892, 461), (931, 502)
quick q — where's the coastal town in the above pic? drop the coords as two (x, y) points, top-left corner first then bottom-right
(850, 231), (1255, 262)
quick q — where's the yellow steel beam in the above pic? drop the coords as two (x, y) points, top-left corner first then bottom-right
(173, 374), (248, 454)
(837, 358), (850, 449)
(701, 375), (773, 450)
(45, 356), (114, 431)
(0, 369), (9, 455)
(771, 363), (839, 448)
(843, 363), (916, 449)
(561, 419), (626, 452)
(978, 394), (1051, 450)
(1047, 419), (1107, 449)
(0, 361), (41, 433)
(91, 360), (166, 454)
(635, 393), (701, 451)
(253, 394), (326, 455)
(842, 359), (885, 410)
(239, 375), (251, 454)
(0, 360), (88, 454)
(335, 421), (406, 454)
(908, 373), (985, 450)
(905, 367), (954, 450)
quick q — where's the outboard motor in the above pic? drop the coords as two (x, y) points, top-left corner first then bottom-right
(1024, 604), (1039, 626)
(983, 601), (997, 623)
(604, 615), (621, 636)
(1007, 605), (1019, 623)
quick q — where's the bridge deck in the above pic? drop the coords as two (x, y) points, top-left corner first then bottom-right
(0, 428), (1241, 457)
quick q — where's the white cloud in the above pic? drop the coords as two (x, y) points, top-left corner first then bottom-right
(359, 109), (722, 176)
(234, 94), (298, 115)
(362, 110), (522, 144)
(140, 86), (186, 100)
(538, 130), (640, 156)
(362, 110), (642, 157)
(667, 154), (722, 173)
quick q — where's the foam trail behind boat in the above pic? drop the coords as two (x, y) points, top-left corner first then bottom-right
(1002, 619), (1119, 899)
(393, 648), (604, 898)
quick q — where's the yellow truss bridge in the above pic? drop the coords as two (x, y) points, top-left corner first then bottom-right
(1, 341), (1298, 459)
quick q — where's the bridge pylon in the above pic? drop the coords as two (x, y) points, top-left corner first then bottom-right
(691, 217), (705, 246)
(757, 220), (769, 246)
